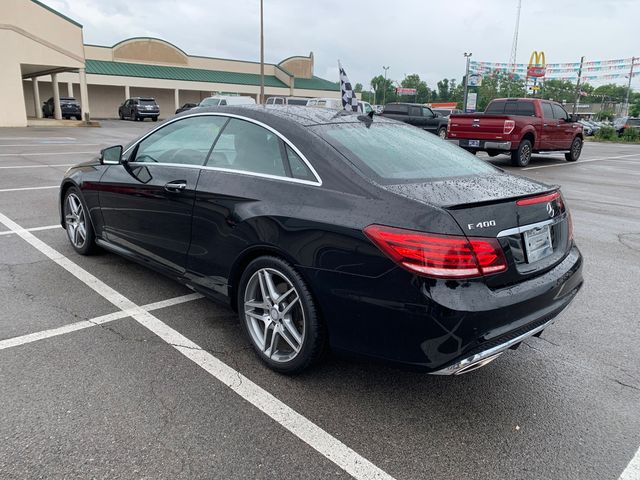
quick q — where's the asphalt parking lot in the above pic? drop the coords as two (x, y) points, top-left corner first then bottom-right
(1, 120), (639, 480)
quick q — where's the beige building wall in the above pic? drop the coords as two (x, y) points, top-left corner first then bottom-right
(0, 0), (85, 126)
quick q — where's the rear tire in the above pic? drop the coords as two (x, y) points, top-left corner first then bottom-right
(237, 256), (326, 374)
(437, 127), (447, 139)
(565, 137), (582, 162)
(63, 187), (97, 255)
(510, 139), (532, 167)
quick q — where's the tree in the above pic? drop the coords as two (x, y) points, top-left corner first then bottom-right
(401, 74), (431, 103)
(354, 83), (363, 93)
(540, 79), (576, 103)
(436, 79), (450, 101)
(370, 75), (396, 104)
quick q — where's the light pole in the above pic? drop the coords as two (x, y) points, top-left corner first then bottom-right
(624, 57), (636, 116)
(463, 52), (472, 112)
(259, 0), (264, 104)
(382, 66), (390, 105)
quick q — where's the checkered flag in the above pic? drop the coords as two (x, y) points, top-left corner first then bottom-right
(339, 61), (358, 112)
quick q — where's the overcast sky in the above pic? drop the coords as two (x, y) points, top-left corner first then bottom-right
(45, 0), (640, 90)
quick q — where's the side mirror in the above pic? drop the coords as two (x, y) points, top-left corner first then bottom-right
(100, 145), (123, 165)
(569, 114), (579, 123)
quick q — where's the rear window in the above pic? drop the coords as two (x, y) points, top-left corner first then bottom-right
(200, 98), (221, 107)
(139, 99), (157, 106)
(516, 102), (535, 116)
(287, 98), (308, 105)
(628, 118), (640, 126)
(485, 101), (506, 114)
(313, 123), (497, 184)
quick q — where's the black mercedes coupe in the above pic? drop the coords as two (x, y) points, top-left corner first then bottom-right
(59, 106), (583, 374)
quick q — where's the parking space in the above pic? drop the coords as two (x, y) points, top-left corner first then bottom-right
(1, 122), (639, 479)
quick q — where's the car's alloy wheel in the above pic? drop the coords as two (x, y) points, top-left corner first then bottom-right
(63, 188), (96, 255)
(238, 257), (325, 373)
(511, 139), (532, 167)
(565, 137), (582, 162)
(438, 127), (447, 139)
(244, 267), (304, 363)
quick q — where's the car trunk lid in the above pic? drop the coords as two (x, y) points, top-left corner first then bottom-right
(448, 114), (512, 140)
(382, 174), (573, 287)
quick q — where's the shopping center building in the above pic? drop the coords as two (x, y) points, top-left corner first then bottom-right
(0, 0), (341, 127)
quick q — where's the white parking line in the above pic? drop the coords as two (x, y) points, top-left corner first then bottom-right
(0, 293), (203, 351)
(0, 164), (73, 169)
(620, 447), (640, 480)
(0, 151), (96, 157)
(523, 153), (640, 170)
(0, 211), (396, 480)
(0, 224), (61, 236)
(0, 137), (77, 141)
(0, 185), (58, 193)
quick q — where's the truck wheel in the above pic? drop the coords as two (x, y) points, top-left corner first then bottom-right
(511, 140), (532, 167)
(437, 127), (447, 139)
(565, 137), (582, 162)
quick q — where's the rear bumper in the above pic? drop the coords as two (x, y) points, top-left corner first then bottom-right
(301, 245), (583, 373)
(136, 111), (159, 117)
(457, 139), (512, 150)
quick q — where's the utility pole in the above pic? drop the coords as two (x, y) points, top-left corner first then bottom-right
(572, 56), (585, 116)
(382, 66), (390, 105)
(624, 57), (636, 116)
(463, 52), (472, 113)
(259, 0), (264, 104)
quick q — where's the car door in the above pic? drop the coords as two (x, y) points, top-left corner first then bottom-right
(98, 115), (228, 274)
(540, 101), (557, 149)
(421, 107), (439, 133)
(186, 116), (320, 294)
(551, 104), (574, 149)
(405, 106), (422, 128)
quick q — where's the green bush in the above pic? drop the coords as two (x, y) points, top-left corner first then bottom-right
(622, 127), (640, 142)
(595, 126), (618, 141)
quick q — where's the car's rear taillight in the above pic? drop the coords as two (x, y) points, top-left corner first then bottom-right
(504, 120), (516, 135)
(363, 225), (507, 279)
(516, 191), (560, 206)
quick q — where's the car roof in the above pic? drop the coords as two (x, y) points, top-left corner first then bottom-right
(178, 105), (397, 127)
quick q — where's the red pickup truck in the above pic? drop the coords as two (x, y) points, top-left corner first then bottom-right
(447, 98), (584, 167)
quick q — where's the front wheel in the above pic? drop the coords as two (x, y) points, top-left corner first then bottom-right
(565, 137), (582, 162)
(63, 187), (97, 255)
(152, 116), (158, 122)
(238, 256), (326, 374)
(511, 139), (532, 167)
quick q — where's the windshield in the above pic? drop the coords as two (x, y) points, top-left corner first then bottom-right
(314, 123), (497, 184)
(628, 118), (640, 126)
(199, 98), (222, 107)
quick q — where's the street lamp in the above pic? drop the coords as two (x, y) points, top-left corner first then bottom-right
(382, 66), (390, 105)
(463, 52), (472, 113)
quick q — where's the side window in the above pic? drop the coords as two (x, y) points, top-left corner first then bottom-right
(541, 102), (554, 118)
(409, 106), (421, 116)
(220, 100), (227, 106)
(364, 103), (373, 114)
(266, 98), (274, 104)
(422, 107), (434, 117)
(275, 98), (285, 105)
(552, 104), (568, 121)
(133, 116), (227, 165)
(285, 145), (316, 182)
(208, 118), (287, 177)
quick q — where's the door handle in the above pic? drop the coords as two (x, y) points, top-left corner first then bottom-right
(164, 181), (187, 192)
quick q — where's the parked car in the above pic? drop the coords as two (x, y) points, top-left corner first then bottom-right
(578, 120), (594, 136)
(42, 96), (82, 120)
(380, 103), (449, 138)
(196, 96), (256, 108)
(306, 97), (342, 110)
(175, 103), (197, 114)
(119, 97), (160, 121)
(266, 97), (309, 106)
(448, 98), (584, 167)
(358, 101), (374, 114)
(59, 105), (583, 375)
(613, 116), (640, 135)
(433, 108), (462, 118)
(373, 104), (384, 114)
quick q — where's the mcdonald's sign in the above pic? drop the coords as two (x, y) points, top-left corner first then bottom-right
(527, 51), (546, 78)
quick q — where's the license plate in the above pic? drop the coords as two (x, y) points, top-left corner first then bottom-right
(523, 225), (553, 263)
(468, 140), (480, 147)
